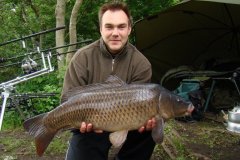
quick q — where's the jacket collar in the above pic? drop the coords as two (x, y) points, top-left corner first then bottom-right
(100, 38), (128, 58)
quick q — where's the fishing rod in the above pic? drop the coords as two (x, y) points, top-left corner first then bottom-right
(0, 26), (66, 47)
(9, 92), (58, 99)
(0, 39), (92, 63)
(0, 49), (79, 69)
(0, 49), (54, 131)
(0, 26), (73, 130)
(5, 92), (58, 120)
(0, 47), (85, 129)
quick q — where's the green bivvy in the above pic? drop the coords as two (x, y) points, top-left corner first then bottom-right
(174, 79), (200, 101)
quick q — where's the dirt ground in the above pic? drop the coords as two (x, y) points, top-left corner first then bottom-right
(0, 113), (240, 160)
(151, 113), (240, 160)
(161, 118), (240, 160)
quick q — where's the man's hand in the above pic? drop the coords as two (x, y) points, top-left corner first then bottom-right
(80, 118), (156, 134)
(138, 117), (156, 133)
(79, 122), (103, 133)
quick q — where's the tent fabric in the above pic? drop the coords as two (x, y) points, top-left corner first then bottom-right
(134, 0), (240, 87)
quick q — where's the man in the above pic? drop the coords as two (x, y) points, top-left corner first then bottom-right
(62, 1), (156, 160)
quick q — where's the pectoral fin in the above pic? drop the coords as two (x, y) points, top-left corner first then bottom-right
(109, 130), (128, 147)
(151, 118), (164, 143)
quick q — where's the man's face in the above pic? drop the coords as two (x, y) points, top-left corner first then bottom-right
(100, 10), (131, 54)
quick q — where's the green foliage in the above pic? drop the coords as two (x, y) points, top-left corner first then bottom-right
(16, 71), (62, 111)
(45, 132), (71, 155)
(1, 70), (63, 130)
(2, 110), (23, 130)
(127, 0), (176, 21)
(0, 0), (56, 48)
(73, 0), (105, 41)
(0, 0), (57, 84)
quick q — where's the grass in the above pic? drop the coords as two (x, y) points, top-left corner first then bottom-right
(151, 120), (196, 160)
(0, 127), (71, 159)
(45, 132), (71, 155)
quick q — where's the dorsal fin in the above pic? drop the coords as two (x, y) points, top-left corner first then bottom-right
(104, 75), (125, 86)
(61, 75), (125, 103)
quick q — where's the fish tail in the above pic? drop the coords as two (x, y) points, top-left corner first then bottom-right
(23, 113), (57, 156)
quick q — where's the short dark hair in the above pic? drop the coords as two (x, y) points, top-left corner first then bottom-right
(98, 1), (133, 27)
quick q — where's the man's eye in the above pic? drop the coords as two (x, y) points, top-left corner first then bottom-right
(105, 26), (113, 29)
(119, 25), (126, 29)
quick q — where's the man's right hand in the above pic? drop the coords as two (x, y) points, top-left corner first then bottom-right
(80, 122), (103, 133)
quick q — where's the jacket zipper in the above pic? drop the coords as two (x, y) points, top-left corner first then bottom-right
(112, 58), (115, 72)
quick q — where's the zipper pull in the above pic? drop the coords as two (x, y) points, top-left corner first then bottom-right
(112, 59), (115, 72)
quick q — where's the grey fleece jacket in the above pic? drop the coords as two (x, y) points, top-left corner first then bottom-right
(61, 38), (152, 100)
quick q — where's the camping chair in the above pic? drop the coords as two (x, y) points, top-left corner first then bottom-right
(203, 68), (240, 112)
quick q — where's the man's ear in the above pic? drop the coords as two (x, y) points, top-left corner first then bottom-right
(128, 26), (132, 35)
(99, 25), (102, 34)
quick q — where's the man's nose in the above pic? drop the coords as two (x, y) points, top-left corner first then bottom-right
(112, 28), (119, 36)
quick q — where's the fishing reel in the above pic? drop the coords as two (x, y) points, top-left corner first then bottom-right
(21, 57), (38, 74)
(0, 57), (6, 63)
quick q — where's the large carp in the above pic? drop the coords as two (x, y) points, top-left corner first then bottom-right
(23, 75), (194, 156)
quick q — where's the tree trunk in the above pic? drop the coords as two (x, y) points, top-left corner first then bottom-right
(66, 0), (83, 65)
(55, 0), (66, 69)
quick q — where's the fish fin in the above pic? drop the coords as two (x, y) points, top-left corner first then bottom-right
(35, 130), (56, 156)
(151, 118), (164, 144)
(61, 75), (125, 103)
(60, 84), (104, 103)
(105, 75), (125, 86)
(23, 113), (57, 156)
(61, 85), (91, 103)
(109, 130), (128, 147)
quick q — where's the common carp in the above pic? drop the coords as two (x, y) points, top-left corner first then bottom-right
(23, 75), (194, 156)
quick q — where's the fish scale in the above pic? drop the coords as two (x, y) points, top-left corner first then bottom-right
(45, 85), (158, 132)
(23, 75), (194, 156)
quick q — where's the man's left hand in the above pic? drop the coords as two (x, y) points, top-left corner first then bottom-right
(138, 117), (156, 133)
